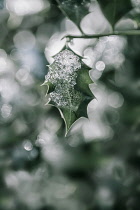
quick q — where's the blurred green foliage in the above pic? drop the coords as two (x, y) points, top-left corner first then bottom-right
(0, 0), (140, 210)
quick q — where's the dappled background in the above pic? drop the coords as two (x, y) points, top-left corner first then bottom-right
(0, 0), (140, 209)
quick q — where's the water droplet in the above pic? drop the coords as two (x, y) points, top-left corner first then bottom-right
(96, 61), (105, 71)
(23, 140), (33, 151)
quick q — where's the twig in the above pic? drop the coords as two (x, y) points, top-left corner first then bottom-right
(62, 30), (140, 40)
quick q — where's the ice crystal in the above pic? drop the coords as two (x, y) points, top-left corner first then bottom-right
(45, 49), (82, 110)
(50, 83), (82, 111)
(54, 49), (81, 70)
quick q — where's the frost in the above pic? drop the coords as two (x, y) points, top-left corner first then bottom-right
(54, 49), (81, 70)
(50, 83), (82, 111)
(45, 49), (82, 110)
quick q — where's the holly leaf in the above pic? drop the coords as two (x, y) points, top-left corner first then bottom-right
(75, 63), (93, 97)
(42, 47), (94, 135)
(56, 0), (91, 31)
(97, 0), (132, 28)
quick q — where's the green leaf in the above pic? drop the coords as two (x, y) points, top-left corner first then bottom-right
(56, 0), (91, 31)
(97, 0), (132, 28)
(41, 81), (55, 94)
(60, 108), (77, 134)
(76, 96), (92, 118)
(42, 47), (94, 136)
(75, 63), (93, 97)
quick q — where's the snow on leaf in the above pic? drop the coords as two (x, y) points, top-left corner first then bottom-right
(42, 48), (94, 135)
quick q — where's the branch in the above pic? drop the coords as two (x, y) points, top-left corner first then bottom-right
(63, 30), (140, 40)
